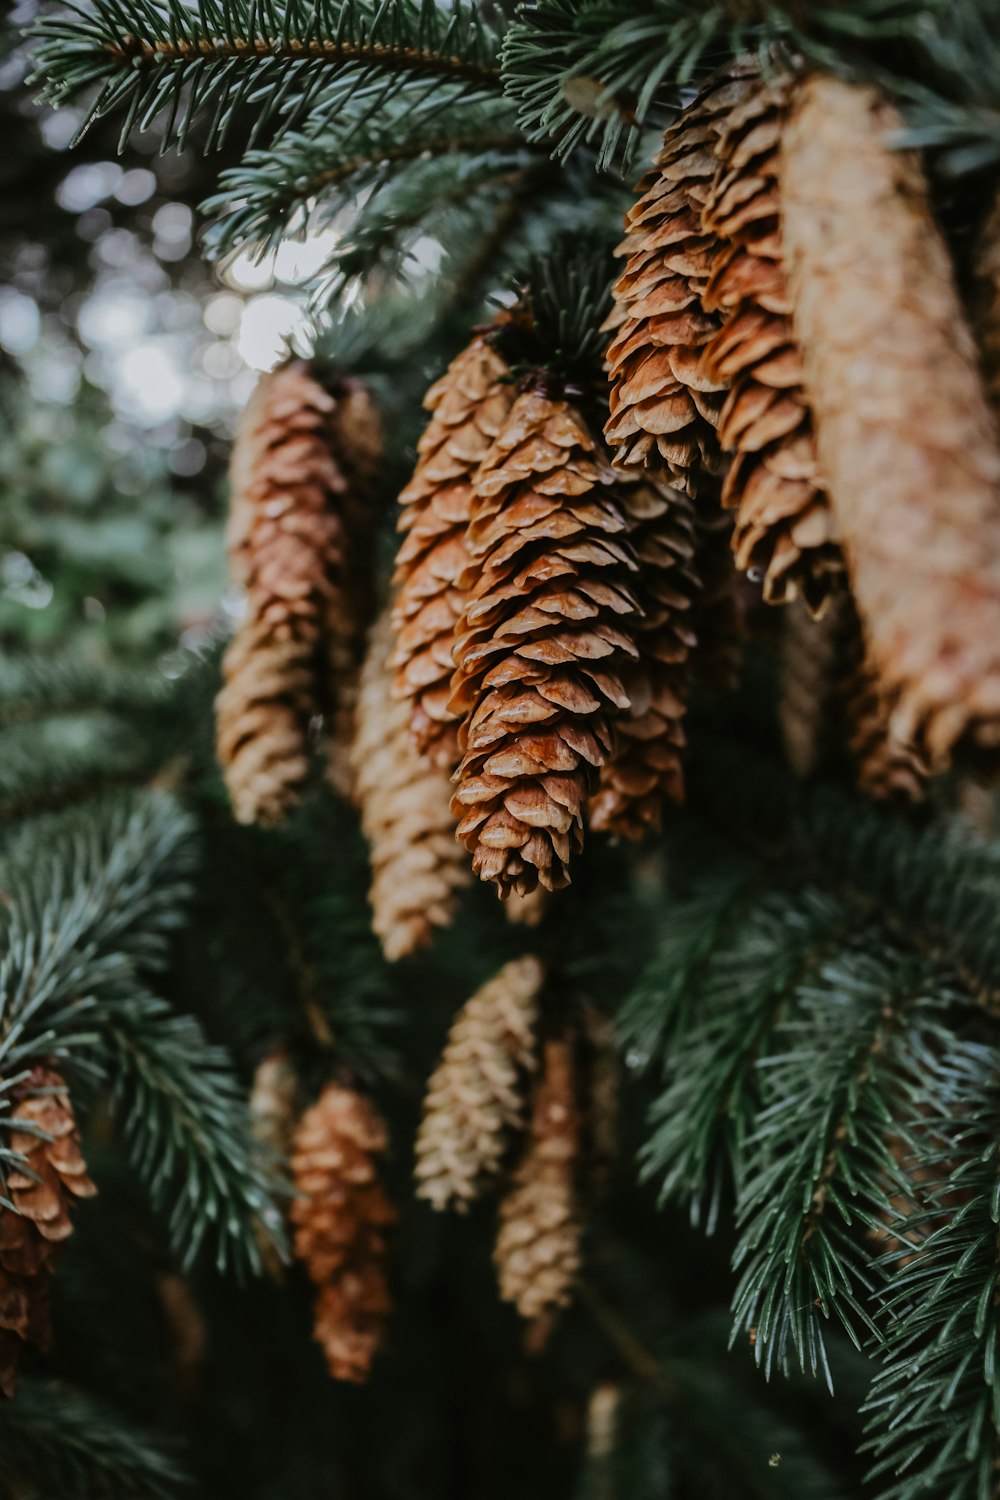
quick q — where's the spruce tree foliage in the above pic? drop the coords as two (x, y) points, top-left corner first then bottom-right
(11, 1), (1000, 1498)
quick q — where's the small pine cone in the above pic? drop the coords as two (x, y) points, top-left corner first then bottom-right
(494, 1036), (582, 1322)
(391, 334), (515, 769)
(701, 65), (842, 613)
(290, 1083), (395, 1384)
(352, 611), (470, 962)
(415, 955), (544, 1213)
(216, 361), (379, 825)
(973, 188), (1000, 413)
(603, 71), (743, 488)
(0, 1067), (96, 1398)
(505, 887), (549, 927)
(590, 480), (699, 838)
(450, 390), (641, 896)
(781, 77), (1000, 767)
(249, 1048), (300, 1162)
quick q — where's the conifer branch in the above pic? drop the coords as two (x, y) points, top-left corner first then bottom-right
(30, 0), (504, 154)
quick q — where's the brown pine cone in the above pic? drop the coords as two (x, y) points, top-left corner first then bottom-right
(701, 65), (842, 614)
(415, 955), (544, 1213)
(973, 187), (1000, 414)
(494, 1035), (582, 1322)
(781, 76), (1000, 767)
(0, 1066), (96, 1398)
(847, 661), (929, 805)
(590, 479), (699, 838)
(216, 361), (380, 825)
(290, 1082), (395, 1384)
(391, 333), (515, 770)
(603, 71), (744, 488)
(449, 390), (641, 897)
(352, 610), (470, 962)
(504, 887), (550, 927)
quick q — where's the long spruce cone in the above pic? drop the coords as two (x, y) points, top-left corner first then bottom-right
(701, 66), (842, 613)
(216, 360), (379, 825)
(415, 955), (544, 1212)
(353, 611), (469, 963)
(494, 1035), (582, 1322)
(781, 77), (1000, 766)
(450, 390), (641, 896)
(290, 1082), (395, 1384)
(590, 479), (699, 838)
(0, 1067), (96, 1398)
(603, 72), (745, 488)
(391, 333), (515, 769)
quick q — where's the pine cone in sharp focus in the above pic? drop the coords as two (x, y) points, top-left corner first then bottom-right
(590, 478), (699, 839)
(603, 71), (746, 489)
(290, 1083), (395, 1384)
(494, 1034), (582, 1322)
(0, 1067), (96, 1398)
(352, 610), (470, 962)
(391, 331), (515, 770)
(216, 361), (379, 825)
(781, 76), (1000, 767)
(450, 389), (641, 897)
(415, 955), (544, 1213)
(701, 63), (842, 614)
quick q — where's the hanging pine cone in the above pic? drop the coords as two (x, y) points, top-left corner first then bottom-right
(290, 1082), (395, 1384)
(0, 1066), (96, 1398)
(847, 661), (929, 804)
(450, 389), (641, 897)
(415, 955), (544, 1213)
(494, 1035), (582, 1322)
(603, 71), (743, 488)
(352, 610), (470, 962)
(700, 65), (842, 613)
(590, 479), (699, 838)
(391, 332), (515, 770)
(505, 886), (550, 927)
(781, 76), (1000, 767)
(216, 360), (380, 825)
(973, 188), (1000, 415)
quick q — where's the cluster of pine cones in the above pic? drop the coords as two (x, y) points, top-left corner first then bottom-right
(252, 957), (617, 1383)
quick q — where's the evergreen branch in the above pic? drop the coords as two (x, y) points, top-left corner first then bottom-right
(103, 984), (286, 1275)
(501, 0), (942, 172)
(0, 651), (172, 725)
(639, 888), (856, 1231)
(892, 0), (1000, 174)
(0, 1377), (185, 1499)
(201, 99), (531, 262)
(30, 0), (503, 154)
(863, 1039), (1000, 1500)
(0, 712), (156, 823)
(731, 946), (946, 1385)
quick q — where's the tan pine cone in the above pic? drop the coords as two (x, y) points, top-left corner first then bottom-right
(391, 333), (515, 770)
(603, 71), (744, 488)
(780, 594), (927, 800)
(216, 361), (380, 825)
(494, 1035), (582, 1322)
(290, 1082), (395, 1384)
(781, 76), (1000, 768)
(700, 65), (842, 613)
(504, 887), (549, 927)
(973, 187), (1000, 414)
(415, 955), (544, 1213)
(449, 390), (641, 897)
(352, 610), (470, 962)
(0, 1066), (96, 1398)
(590, 479), (699, 838)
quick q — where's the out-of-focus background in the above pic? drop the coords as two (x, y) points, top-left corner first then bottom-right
(0, 2), (339, 661)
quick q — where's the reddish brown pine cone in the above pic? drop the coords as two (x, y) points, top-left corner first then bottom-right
(391, 333), (515, 770)
(290, 1082), (395, 1384)
(494, 1035), (582, 1322)
(449, 389), (641, 897)
(781, 76), (1000, 767)
(700, 64), (842, 614)
(603, 71), (748, 489)
(216, 360), (380, 825)
(0, 1066), (96, 1398)
(590, 479), (700, 838)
